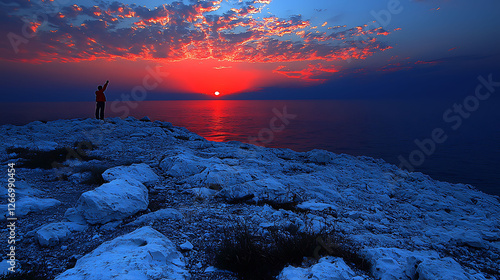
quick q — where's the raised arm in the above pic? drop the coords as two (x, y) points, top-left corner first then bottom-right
(102, 80), (109, 91)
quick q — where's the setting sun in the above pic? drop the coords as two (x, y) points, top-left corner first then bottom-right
(214, 91), (220, 96)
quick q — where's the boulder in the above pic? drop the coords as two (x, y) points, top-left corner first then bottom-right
(361, 248), (433, 280)
(361, 248), (472, 280)
(452, 229), (488, 249)
(2, 196), (61, 218)
(36, 222), (87, 247)
(179, 241), (193, 251)
(184, 164), (254, 190)
(102, 163), (159, 184)
(218, 177), (298, 205)
(8, 139), (59, 152)
(160, 153), (207, 178)
(278, 257), (357, 280)
(66, 179), (148, 225)
(297, 200), (338, 211)
(55, 226), (189, 280)
(415, 257), (469, 280)
(11, 180), (44, 197)
(128, 208), (183, 226)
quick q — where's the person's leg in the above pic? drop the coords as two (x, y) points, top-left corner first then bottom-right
(100, 102), (105, 120)
(95, 103), (100, 119)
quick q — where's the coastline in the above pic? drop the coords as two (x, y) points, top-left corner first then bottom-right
(1, 99), (499, 198)
(0, 117), (499, 279)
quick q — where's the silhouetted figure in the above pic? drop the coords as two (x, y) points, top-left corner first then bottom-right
(95, 80), (109, 120)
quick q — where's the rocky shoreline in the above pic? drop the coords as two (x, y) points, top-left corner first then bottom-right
(0, 117), (499, 279)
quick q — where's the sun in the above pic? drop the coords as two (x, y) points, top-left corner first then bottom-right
(214, 91), (220, 96)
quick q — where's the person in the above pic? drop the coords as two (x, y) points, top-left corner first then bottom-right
(95, 80), (109, 120)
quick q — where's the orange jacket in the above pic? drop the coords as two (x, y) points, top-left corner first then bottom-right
(95, 82), (108, 102)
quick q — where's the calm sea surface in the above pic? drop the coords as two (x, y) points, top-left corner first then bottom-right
(1, 100), (499, 196)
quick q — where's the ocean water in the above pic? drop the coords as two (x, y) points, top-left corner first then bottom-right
(1, 99), (499, 196)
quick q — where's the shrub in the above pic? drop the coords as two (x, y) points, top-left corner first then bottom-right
(79, 165), (108, 186)
(72, 140), (96, 152)
(174, 135), (190, 141)
(7, 141), (98, 169)
(210, 223), (368, 280)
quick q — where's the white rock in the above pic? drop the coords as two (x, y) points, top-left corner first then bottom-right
(259, 222), (275, 228)
(36, 222), (87, 247)
(131, 132), (147, 137)
(362, 248), (475, 280)
(160, 153), (207, 178)
(452, 229), (488, 249)
(9, 139), (59, 151)
(297, 200), (337, 211)
(1, 196), (61, 218)
(10, 181), (44, 197)
(415, 257), (470, 280)
(102, 163), (160, 184)
(55, 226), (189, 280)
(278, 257), (357, 280)
(179, 241), (193, 251)
(218, 177), (297, 204)
(124, 116), (138, 122)
(67, 178), (148, 225)
(106, 140), (124, 152)
(347, 211), (363, 220)
(0, 259), (10, 275)
(33, 140), (59, 151)
(184, 187), (217, 199)
(99, 220), (122, 231)
(185, 163), (254, 189)
(2, 118), (499, 278)
(204, 266), (218, 273)
(278, 266), (309, 280)
(64, 207), (87, 224)
(128, 208), (183, 226)
(361, 248), (433, 280)
(307, 149), (333, 164)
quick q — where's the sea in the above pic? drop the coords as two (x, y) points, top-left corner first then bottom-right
(1, 99), (499, 196)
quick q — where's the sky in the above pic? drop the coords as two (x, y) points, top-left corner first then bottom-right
(0, 0), (499, 101)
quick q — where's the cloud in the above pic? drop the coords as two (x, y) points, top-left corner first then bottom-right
(0, 0), (388, 62)
(0, 0), (393, 83)
(348, 54), (490, 75)
(274, 63), (340, 82)
(214, 66), (233, 69)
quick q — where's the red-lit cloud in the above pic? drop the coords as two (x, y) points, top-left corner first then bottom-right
(0, 0), (394, 94)
(274, 64), (340, 82)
